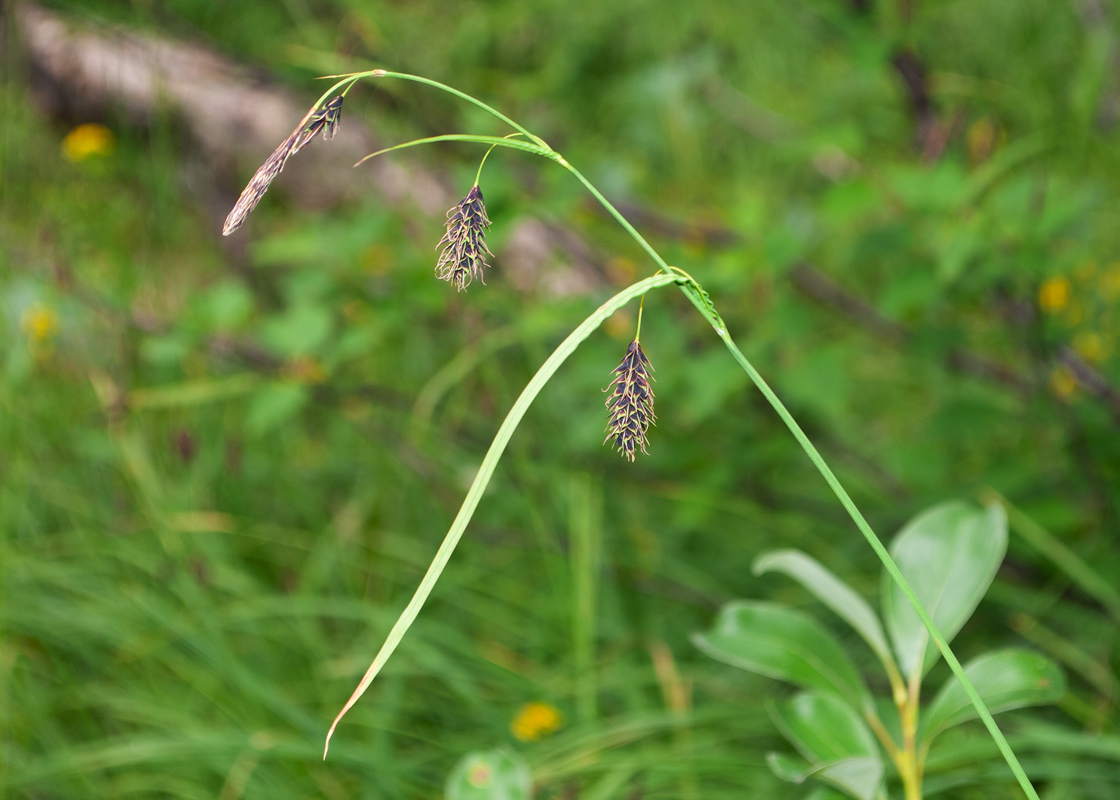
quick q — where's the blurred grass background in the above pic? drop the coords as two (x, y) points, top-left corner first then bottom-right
(2, 0), (1120, 797)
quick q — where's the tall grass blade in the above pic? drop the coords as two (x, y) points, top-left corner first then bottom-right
(986, 489), (1120, 625)
(569, 472), (603, 724)
(323, 273), (678, 757)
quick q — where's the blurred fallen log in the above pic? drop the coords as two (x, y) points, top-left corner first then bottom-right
(13, 2), (448, 215)
(11, 1), (600, 295)
(790, 262), (1120, 422)
(1057, 347), (1120, 423)
(790, 262), (1029, 393)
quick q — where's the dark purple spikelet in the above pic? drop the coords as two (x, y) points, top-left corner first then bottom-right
(293, 95), (344, 154)
(436, 185), (492, 291)
(604, 339), (656, 461)
(223, 95), (344, 236)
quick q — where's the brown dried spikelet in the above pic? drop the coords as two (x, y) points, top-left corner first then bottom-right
(435, 184), (492, 291)
(223, 96), (344, 236)
(604, 339), (656, 461)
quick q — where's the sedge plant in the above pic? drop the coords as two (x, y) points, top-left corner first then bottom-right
(221, 69), (1045, 799)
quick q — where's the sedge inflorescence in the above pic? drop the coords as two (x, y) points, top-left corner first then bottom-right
(222, 84), (665, 466)
(604, 339), (656, 460)
(436, 185), (493, 291)
(223, 96), (344, 236)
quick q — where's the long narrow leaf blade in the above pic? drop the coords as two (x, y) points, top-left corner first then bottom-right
(323, 273), (677, 756)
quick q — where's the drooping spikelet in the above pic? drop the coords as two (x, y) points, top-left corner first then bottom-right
(293, 96), (344, 154)
(604, 339), (656, 461)
(435, 184), (492, 291)
(223, 96), (345, 236)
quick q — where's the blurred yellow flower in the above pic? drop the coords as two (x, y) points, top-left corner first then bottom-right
(1073, 331), (1106, 363)
(1038, 276), (1070, 313)
(603, 309), (633, 340)
(1103, 263), (1120, 300)
(1049, 366), (1077, 401)
(511, 701), (563, 742)
(63, 123), (115, 162)
(967, 118), (996, 163)
(21, 303), (59, 342)
(605, 256), (637, 284)
(1074, 260), (1097, 282)
(283, 356), (326, 384)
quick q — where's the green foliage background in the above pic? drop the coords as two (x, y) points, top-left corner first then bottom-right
(2, 0), (1119, 797)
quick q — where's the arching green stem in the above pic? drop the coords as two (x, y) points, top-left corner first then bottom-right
(355, 134), (547, 167)
(475, 134), (526, 185)
(556, 158), (1040, 800)
(323, 273), (679, 757)
(314, 70), (549, 149)
(319, 72), (1041, 800)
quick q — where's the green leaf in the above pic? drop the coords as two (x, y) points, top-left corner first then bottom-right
(765, 753), (885, 800)
(814, 758), (885, 800)
(246, 383), (308, 435)
(445, 749), (531, 800)
(805, 789), (859, 800)
(754, 550), (898, 679)
(766, 751), (811, 783)
(922, 649), (1066, 742)
(693, 601), (870, 707)
(770, 691), (879, 763)
(881, 501), (1007, 678)
(324, 274), (679, 753)
(261, 303), (333, 357)
(770, 692), (884, 800)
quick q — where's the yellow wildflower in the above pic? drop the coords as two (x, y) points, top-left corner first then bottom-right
(361, 243), (394, 275)
(1074, 260), (1097, 282)
(511, 701), (563, 742)
(1102, 263), (1120, 300)
(21, 303), (59, 342)
(1049, 366), (1077, 401)
(1073, 331), (1106, 363)
(63, 123), (115, 162)
(283, 356), (326, 384)
(605, 256), (637, 284)
(602, 309), (633, 340)
(967, 118), (996, 163)
(1038, 276), (1070, 313)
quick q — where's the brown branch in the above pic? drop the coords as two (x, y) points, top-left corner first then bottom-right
(891, 48), (955, 161)
(789, 263), (909, 344)
(1057, 347), (1120, 423)
(789, 262), (1031, 393)
(11, 1), (599, 295)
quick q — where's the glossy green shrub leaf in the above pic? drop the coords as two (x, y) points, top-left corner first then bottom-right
(770, 691), (883, 800)
(814, 758), (886, 800)
(445, 749), (531, 800)
(882, 501), (1007, 678)
(923, 649), (1066, 742)
(771, 691), (879, 762)
(693, 601), (870, 707)
(805, 789), (859, 800)
(765, 752), (884, 800)
(766, 751), (811, 783)
(754, 549), (898, 677)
